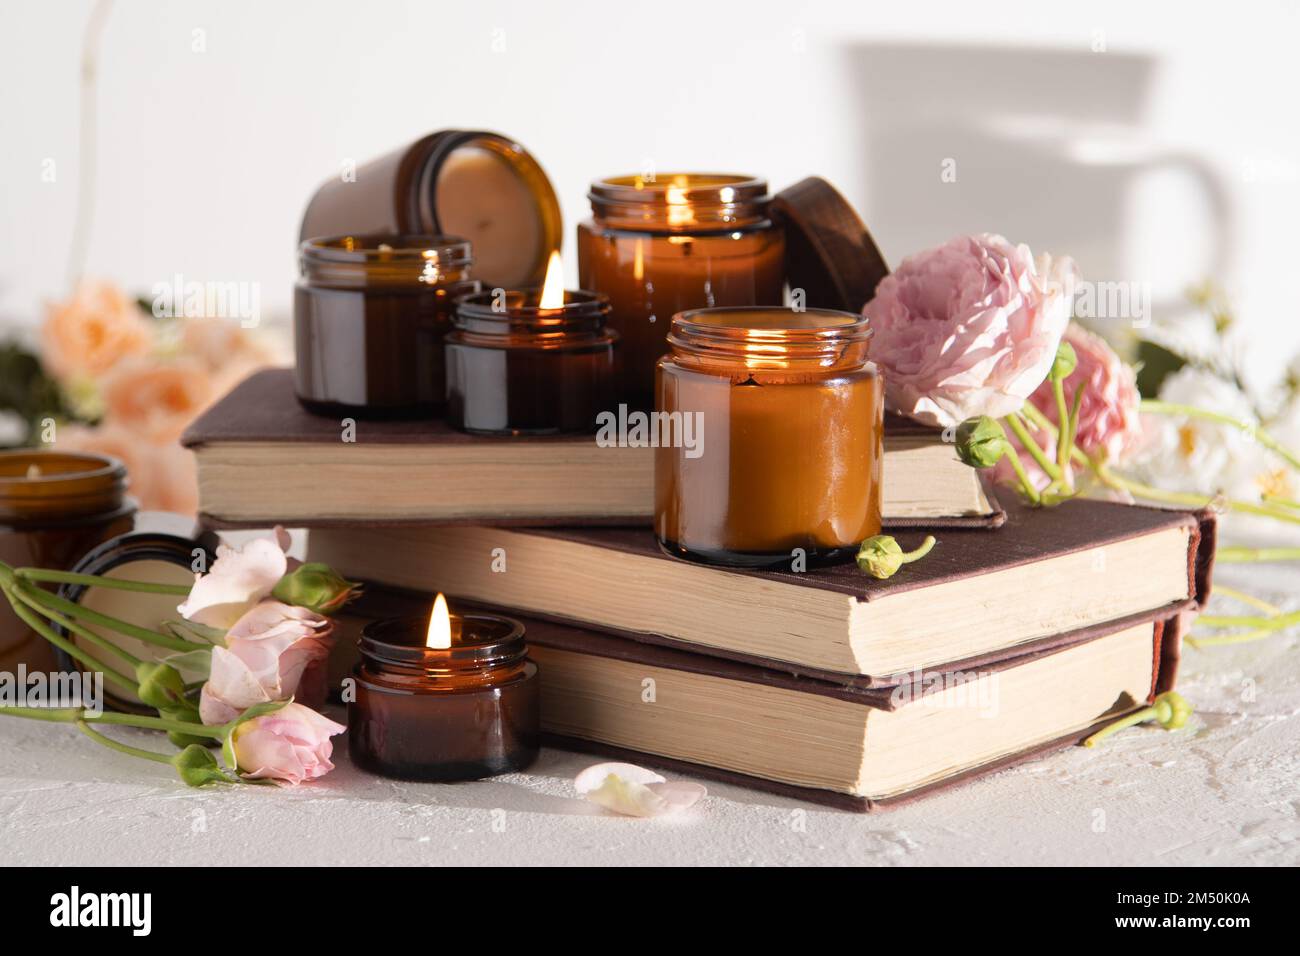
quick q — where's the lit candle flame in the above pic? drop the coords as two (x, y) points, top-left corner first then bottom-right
(666, 175), (694, 227)
(539, 250), (565, 309)
(426, 592), (452, 649)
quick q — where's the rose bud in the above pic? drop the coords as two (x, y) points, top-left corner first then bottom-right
(856, 534), (936, 580)
(956, 416), (1010, 469)
(1049, 340), (1078, 382)
(271, 562), (361, 616)
(1153, 691), (1193, 731)
(229, 702), (346, 786)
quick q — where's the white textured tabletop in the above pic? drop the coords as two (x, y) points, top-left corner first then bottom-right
(2, 561), (1297, 867)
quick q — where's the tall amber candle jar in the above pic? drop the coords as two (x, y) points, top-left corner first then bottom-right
(294, 234), (480, 418)
(655, 307), (883, 568)
(0, 451), (135, 672)
(578, 174), (786, 409)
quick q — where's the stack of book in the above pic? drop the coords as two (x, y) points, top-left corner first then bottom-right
(184, 369), (1215, 810)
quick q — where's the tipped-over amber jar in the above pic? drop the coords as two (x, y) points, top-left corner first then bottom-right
(0, 450), (135, 673)
(349, 612), (540, 782)
(445, 289), (618, 435)
(655, 307), (883, 568)
(578, 174), (786, 409)
(294, 234), (480, 418)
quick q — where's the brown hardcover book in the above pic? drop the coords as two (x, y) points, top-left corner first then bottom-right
(182, 368), (1003, 529)
(332, 587), (1192, 811)
(308, 498), (1215, 684)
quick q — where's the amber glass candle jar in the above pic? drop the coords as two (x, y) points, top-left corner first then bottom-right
(655, 307), (883, 568)
(0, 451), (135, 673)
(445, 289), (617, 435)
(349, 609), (540, 782)
(294, 234), (480, 418)
(578, 174), (786, 409)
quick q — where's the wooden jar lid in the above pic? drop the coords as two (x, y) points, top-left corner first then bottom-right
(770, 177), (890, 314)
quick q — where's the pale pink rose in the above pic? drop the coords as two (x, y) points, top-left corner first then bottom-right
(199, 600), (334, 725)
(42, 280), (153, 382)
(229, 702), (346, 786)
(99, 356), (215, 445)
(863, 234), (1076, 428)
(996, 322), (1142, 490)
(574, 762), (707, 817)
(177, 528), (295, 628)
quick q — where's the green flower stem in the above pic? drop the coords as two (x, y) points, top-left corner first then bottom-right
(10, 582), (142, 669)
(76, 720), (172, 764)
(1212, 585), (1280, 616)
(1217, 546), (1300, 563)
(4, 593), (136, 695)
(902, 536), (937, 563)
(15, 568), (193, 596)
(1082, 706), (1157, 747)
(1188, 627), (1286, 648)
(1004, 414), (1060, 481)
(1053, 379), (1072, 472)
(1092, 466), (1300, 526)
(1001, 441), (1042, 505)
(1196, 609), (1300, 629)
(1022, 403), (1091, 467)
(2, 704), (225, 741)
(15, 582), (204, 651)
(1140, 400), (1300, 472)
(1261, 494), (1300, 512)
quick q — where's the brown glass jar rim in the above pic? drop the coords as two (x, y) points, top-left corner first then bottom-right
(588, 173), (770, 230)
(0, 450), (129, 523)
(301, 234), (472, 264)
(360, 612), (527, 673)
(668, 307), (874, 367)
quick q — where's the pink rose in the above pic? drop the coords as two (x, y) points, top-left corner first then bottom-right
(229, 702), (345, 786)
(99, 356), (215, 446)
(863, 234), (1076, 428)
(177, 528), (296, 628)
(199, 601), (334, 725)
(996, 322), (1142, 490)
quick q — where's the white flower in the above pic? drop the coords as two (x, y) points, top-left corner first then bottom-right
(574, 763), (707, 817)
(177, 528), (294, 629)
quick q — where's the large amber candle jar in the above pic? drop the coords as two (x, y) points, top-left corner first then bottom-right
(445, 289), (617, 435)
(0, 451), (136, 673)
(578, 174), (786, 409)
(294, 234), (480, 418)
(656, 307), (883, 568)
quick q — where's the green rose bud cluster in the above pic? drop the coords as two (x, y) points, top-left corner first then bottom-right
(272, 563), (362, 615)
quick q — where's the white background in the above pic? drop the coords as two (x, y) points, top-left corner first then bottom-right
(2, 0), (1298, 382)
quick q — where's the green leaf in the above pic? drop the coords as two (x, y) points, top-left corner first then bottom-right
(1135, 340), (1186, 399)
(160, 647), (214, 682)
(135, 661), (189, 711)
(171, 744), (235, 787)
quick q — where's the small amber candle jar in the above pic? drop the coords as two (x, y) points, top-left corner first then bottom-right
(294, 234), (480, 418)
(655, 307), (883, 568)
(349, 610), (540, 782)
(0, 451), (135, 673)
(445, 289), (618, 435)
(578, 174), (786, 409)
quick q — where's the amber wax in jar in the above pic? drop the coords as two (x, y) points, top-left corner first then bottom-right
(349, 597), (540, 782)
(0, 451), (135, 673)
(294, 234), (480, 418)
(445, 279), (618, 436)
(578, 174), (786, 409)
(655, 307), (883, 568)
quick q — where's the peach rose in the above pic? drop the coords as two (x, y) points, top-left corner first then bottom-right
(229, 702), (345, 786)
(199, 601), (334, 725)
(42, 280), (153, 382)
(996, 323), (1142, 490)
(53, 423), (198, 515)
(99, 356), (214, 445)
(863, 234), (1076, 428)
